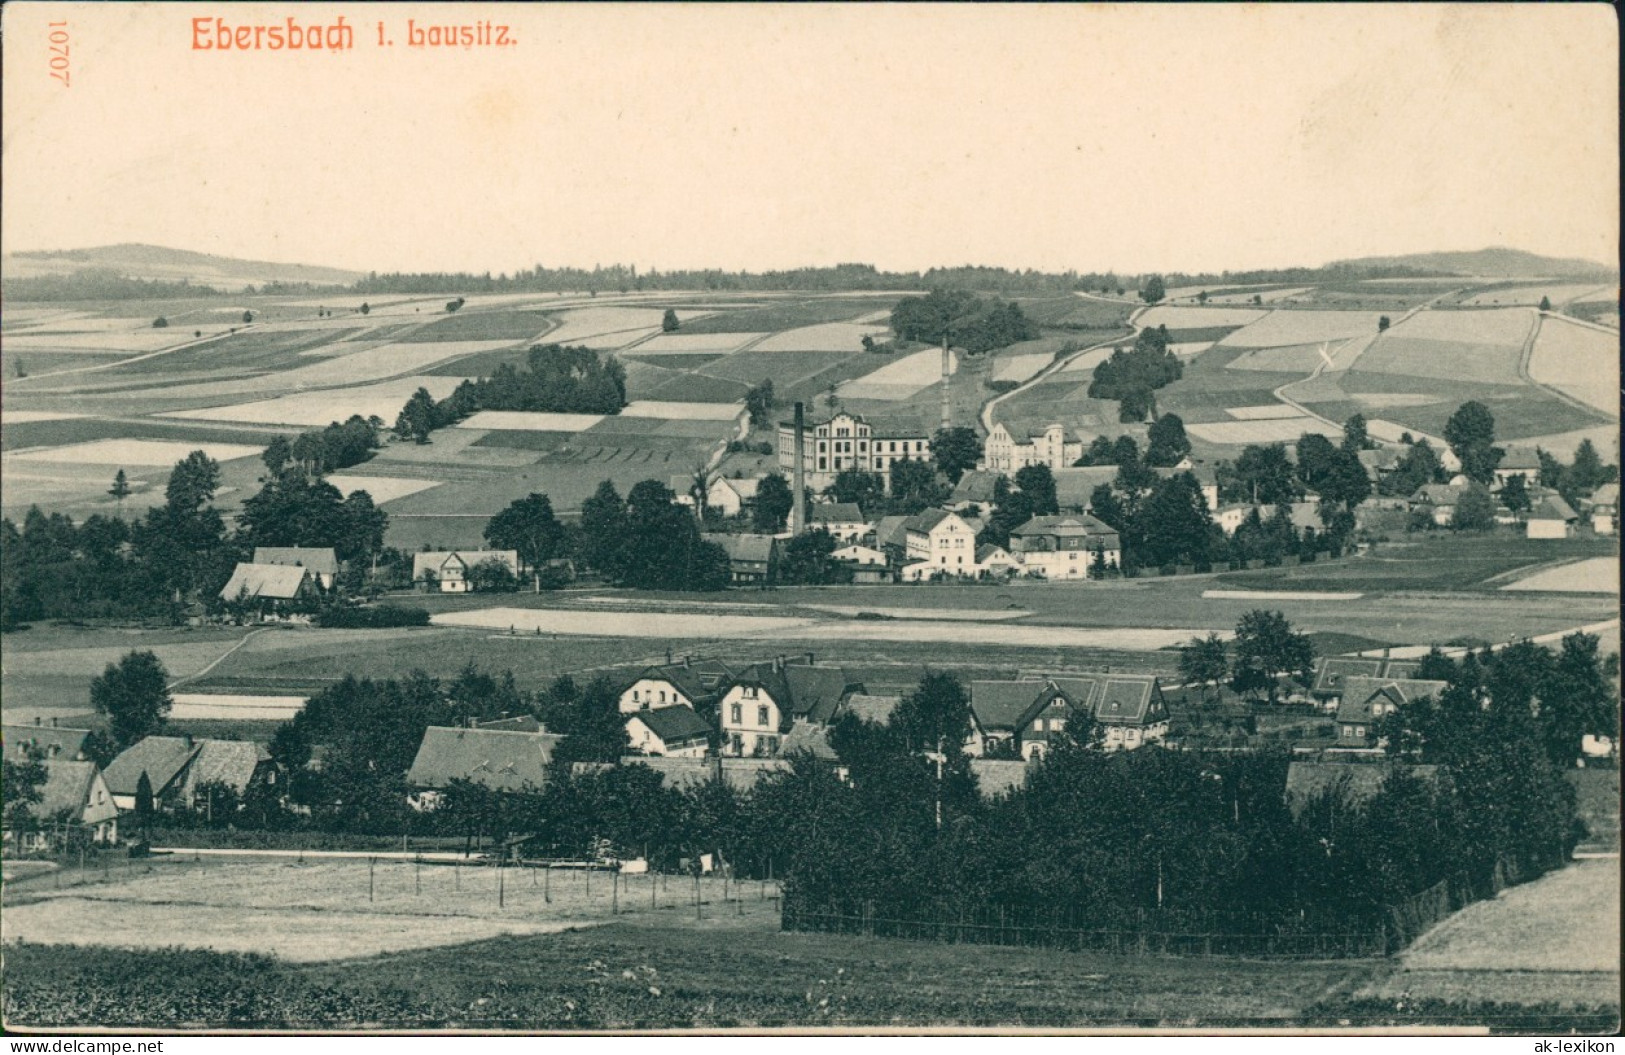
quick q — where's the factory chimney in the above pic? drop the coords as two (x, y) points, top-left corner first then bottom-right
(940, 337), (952, 431)
(791, 401), (807, 535)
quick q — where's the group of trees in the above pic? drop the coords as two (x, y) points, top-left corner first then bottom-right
(1178, 611), (1316, 705)
(1537, 438), (1618, 509)
(394, 343), (627, 443)
(889, 289), (1037, 355)
(579, 480), (731, 591)
(263, 416), (384, 477)
(1087, 326), (1183, 422)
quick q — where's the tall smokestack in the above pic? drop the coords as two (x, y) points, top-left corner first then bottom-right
(791, 401), (807, 535)
(941, 337), (952, 431)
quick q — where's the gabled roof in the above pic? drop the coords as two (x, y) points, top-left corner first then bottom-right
(626, 755), (791, 793)
(970, 681), (1059, 733)
(630, 658), (738, 703)
(1589, 482), (1620, 508)
(702, 533), (778, 564)
(810, 502), (867, 524)
(35, 760), (101, 820)
(1334, 676), (1448, 724)
(1312, 657), (1385, 695)
(184, 739), (270, 796)
(1045, 674), (1167, 726)
(950, 470), (1001, 505)
(1011, 514), (1118, 539)
(970, 758), (1030, 798)
(1411, 483), (1466, 505)
(103, 736), (202, 798)
(1530, 495), (1578, 521)
(412, 550), (521, 578)
(713, 477), (761, 499)
(903, 507), (958, 534)
(477, 715), (544, 732)
(629, 704), (712, 746)
(1498, 448), (1542, 471)
(873, 515), (912, 549)
(220, 562), (311, 601)
(1051, 466), (1120, 511)
(975, 544), (1017, 564)
(732, 662), (863, 726)
(4, 724), (90, 762)
(1357, 448), (1403, 471)
(252, 547), (338, 575)
(840, 693), (903, 726)
(406, 726), (562, 793)
(1284, 762), (1440, 818)
(782, 721), (838, 760)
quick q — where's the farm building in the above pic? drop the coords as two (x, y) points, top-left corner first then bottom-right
(808, 502), (871, 542)
(1283, 762), (1440, 818)
(975, 544), (1022, 577)
(219, 562), (319, 611)
(4, 761), (120, 851)
(1052, 466), (1120, 514)
(405, 725), (564, 809)
(412, 550), (521, 592)
(948, 469), (1001, 511)
(967, 680), (1073, 760)
(1409, 483), (1469, 527)
(983, 423), (1082, 474)
(626, 705), (712, 757)
(1008, 515), (1121, 579)
(903, 508), (979, 577)
(1493, 448), (1543, 488)
(3, 723), (91, 763)
(102, 735), (276, 813)
(1310, 657), (1423, 708)
(1586, 482), (1619, 534)
(777, 410), (932, 491)
(706, 476), (761, 518)
(1526, 496), (1579, 539)
(1356, 447), (1404, 485)
(702, 533), (779, 584)
(252, 547), (339, 589)
(617, 657), (738, 715)
(871, 514), (912, 554)
(1046, 674), (1172, 752)
(718, 657), (863, 757)
(1334, 676), (1448, 747)
(831, 543), (888, 567)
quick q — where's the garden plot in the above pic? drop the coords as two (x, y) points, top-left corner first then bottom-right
(1502, 557), (1620, 594)
(10, 438), (263, 467)
(454, 411), (605, 432)
(1137, 306), (1268, 330)
(1, 410), (86, 424)
(1218, 310), (1387, 349)
(990, 352), (1056, 384)
(620, 401), (744, 421)
(163, 376), (464, 427)
(1225, 404), (1306, 420)
(325, 475), (443, 505)
(169, 694), (307, 721)
(1528, 316), (1620, 414)
(1185, 417), (1340, 446)
(628, 332), (767, 356)
(838, 348), (957, 401)
(752, 323), (891, 353)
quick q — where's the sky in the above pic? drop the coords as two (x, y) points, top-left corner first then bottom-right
(2, 3), (1618, 277)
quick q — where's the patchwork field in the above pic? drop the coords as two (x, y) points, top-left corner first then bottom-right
(1137, 305), (1268, 330)
(162, 376), (465, 427)
(1451, 283), (1612, 308)
(323, 475), (443, 505)
(1185, 417), (1341, 445)
(1219, 310), (1388, 349)
(751, 322), (890, 353)
(10, 438), (263, 466)
(455, 410), (605, 432)
(169, 694), (309, 721)
(1528, 316), (1620, 414)
(838, 347), (956, 401)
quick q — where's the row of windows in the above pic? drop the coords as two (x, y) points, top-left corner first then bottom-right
(729, 703), (772, 727)
(630, 687), (679, 705)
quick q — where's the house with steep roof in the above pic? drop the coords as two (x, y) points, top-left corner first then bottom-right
(808, 502), (872, 543)
(220, 563), (318, 611)
(702, 533), (780, 584)
(4, 723), (91, 763)
(1335, 676), (1448, 747)
(974, 544), (1022, 577)
(1311, 657), (1423, 708)
(618, 657), (738, 715)
(948, 469), (1001, 511)
(718, 658), (863, 757)
(406, 725), (564, 808)
(706, 476), (762, 518)
(967, 680), (1074, 759)
(8, 761), (120, 850)
(1409, 484), (1469, 527)
(903, 508), (978, 577)
(1008, 514), (1121, 579)
(412, 550), (521, 592)
(252, 547), (339, 589)
(102, 735), (276, 813)
(626, 704), (712, 758)
(872, 514), (912, 555)
(1493, 448), (1543, 488)
(1585, 482), (1619, 535)
(1526, 495), (1578, 539)
(1046, 674), (1171, 751)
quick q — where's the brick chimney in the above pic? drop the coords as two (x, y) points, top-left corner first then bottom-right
(791, 402), (807, 535)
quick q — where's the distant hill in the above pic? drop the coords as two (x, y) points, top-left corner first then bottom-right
(1331, 247), (1617, 280)
(1, 243), (364, 291)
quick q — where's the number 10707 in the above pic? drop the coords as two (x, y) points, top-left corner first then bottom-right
(49, 21), (70, 86)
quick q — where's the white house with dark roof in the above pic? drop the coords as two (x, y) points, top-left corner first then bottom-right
(8, 761), (120, 849)
(1526, 495), (1578, 539)
(252, 547), (339, 589)
(967, 680), (1074, 759)
(903, 508), (978, 576)
(703, 533), (779, 583)
(1493, 448), (1543, 488)
(718, 657), (863, 757)
(102, 735), (276, 813)
(1334, 676), (1448, 747)
(984, 422), (1083, 474)
(412, 550), (521, 592)
(618, 657), (738, 715)
(1047, 674), (1171, 751)
(974, 544), (1022, 577)
(1008, 515), (1120, 579)
(220, 563), (318, 608)
(626, 705), (712, 757)
(808, 502), (871, 543)
(1586, 482), (1619, 535)
(706, 476), (762, 518)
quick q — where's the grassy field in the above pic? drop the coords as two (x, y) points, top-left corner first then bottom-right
(676, 297), (891, 335)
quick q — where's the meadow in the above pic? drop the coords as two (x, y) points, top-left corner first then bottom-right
(1527, 315), (1620, 414)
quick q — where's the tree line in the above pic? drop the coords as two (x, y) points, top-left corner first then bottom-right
(394, 343), (626, 443)
(889, 289), (1038, 355)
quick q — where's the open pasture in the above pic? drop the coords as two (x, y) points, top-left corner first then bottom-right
(1137, 305), (1267, 330)
(2, 327), (231, 354)
(454, 410), (605, 432)
(644, 373), (752, 404)
(1500, 557), (1620, 594)
(990, 351), (1057, 384)
(393, 309), (555, 343)
(1311, 372), (1606, 442)
(9, 438), (263, 467)
(628, 332), (767, 356)
(1186, 417), (1339, 445)
(837, 347), (956, 401)
(697, 349), (858, 386)
(1528, 316), (1620, 414)
(1219, 310), (1387, 349)
(751, 322), (890, 353)
(1225, 404), (1308, 420)
(1, 410), (85, 425)
(1451, 283), (1612, 308)
(1374, 306), (1531, 346)
(323, 474), (443, 505)
(169, 694), (308, 721)
(620, 400), (744, 422)
(68, 326), (373, 384)
(1017, 296), (1135, 331)
(676, 297), (892, 335)
(543, 307), (670, 345)
(1274, 281), (1463, 312)
(162, 375), (464, 427)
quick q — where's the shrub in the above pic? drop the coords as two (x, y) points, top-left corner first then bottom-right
(312, 605), (431, 629)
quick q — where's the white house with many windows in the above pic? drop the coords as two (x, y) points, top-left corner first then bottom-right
(717, 658), (862, 757)
(903, 508), (978, 577)
(1008, 515), (1120, 579)
(983, 423), (1082, 474)
(777, 411), (931, 492)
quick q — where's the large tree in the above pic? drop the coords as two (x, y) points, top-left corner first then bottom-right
(1225, 444), (1299, 506)
(1179, 633), (1230, 704)
(1012, 464), (1059, 517)
(1229, 610), (1314, 704)
(485, 493), (567, 570)
(91, 650), (173, 748)
(1140, 275), (1166, 304)
(1451, 483), (1496, 531)
(744, 379), (776, 429)
(1444, 401), (1502, 485)
(1145, 413), (1191, 467)
(931, 426), (982, 484)
(828, 469), (887, 514)
(753, 472), (794, 533)
(165, 450), (221, 517)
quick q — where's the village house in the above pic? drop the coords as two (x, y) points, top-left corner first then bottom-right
(777, 410), (932, 491)
(405, 725), (564, 809)
(808, 502), (872, 543)
(717, 657), (863, 757)
(1526, 495), (1579, 539)
(966, 680), (1075, 760)
(1052, 466), (1119, 514)
(1586, 482), (1619, 535)
(1047, 674), (1172, 751)
(102, 735), (277, 814)
(903, 508), (978, 577)
(706, 476), (761, 518)
(974, 544), (1022, 577)
(1493, 448), (1543, 488)
(4, 723), (90, 763)
(1334, 676), (1448, 748)
(1409, 483), (1468, 527)
(252, 547), (339, 590)
(702, 533), (779, 584)
(1310, 656), (1423, 710)
(947, 469), (1000, 512)
(830, 543), (889, 567)
(1008, 514), (1121, 579)
(617, 657), (738, 715)
(983, 423), (1082, 474)
(1356, 447), (1404, 486)
(219, 562), (320, 613)
(626, 705), (712, 757)
(6, 761), (120, 851)
(412, 550), (521, 592)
